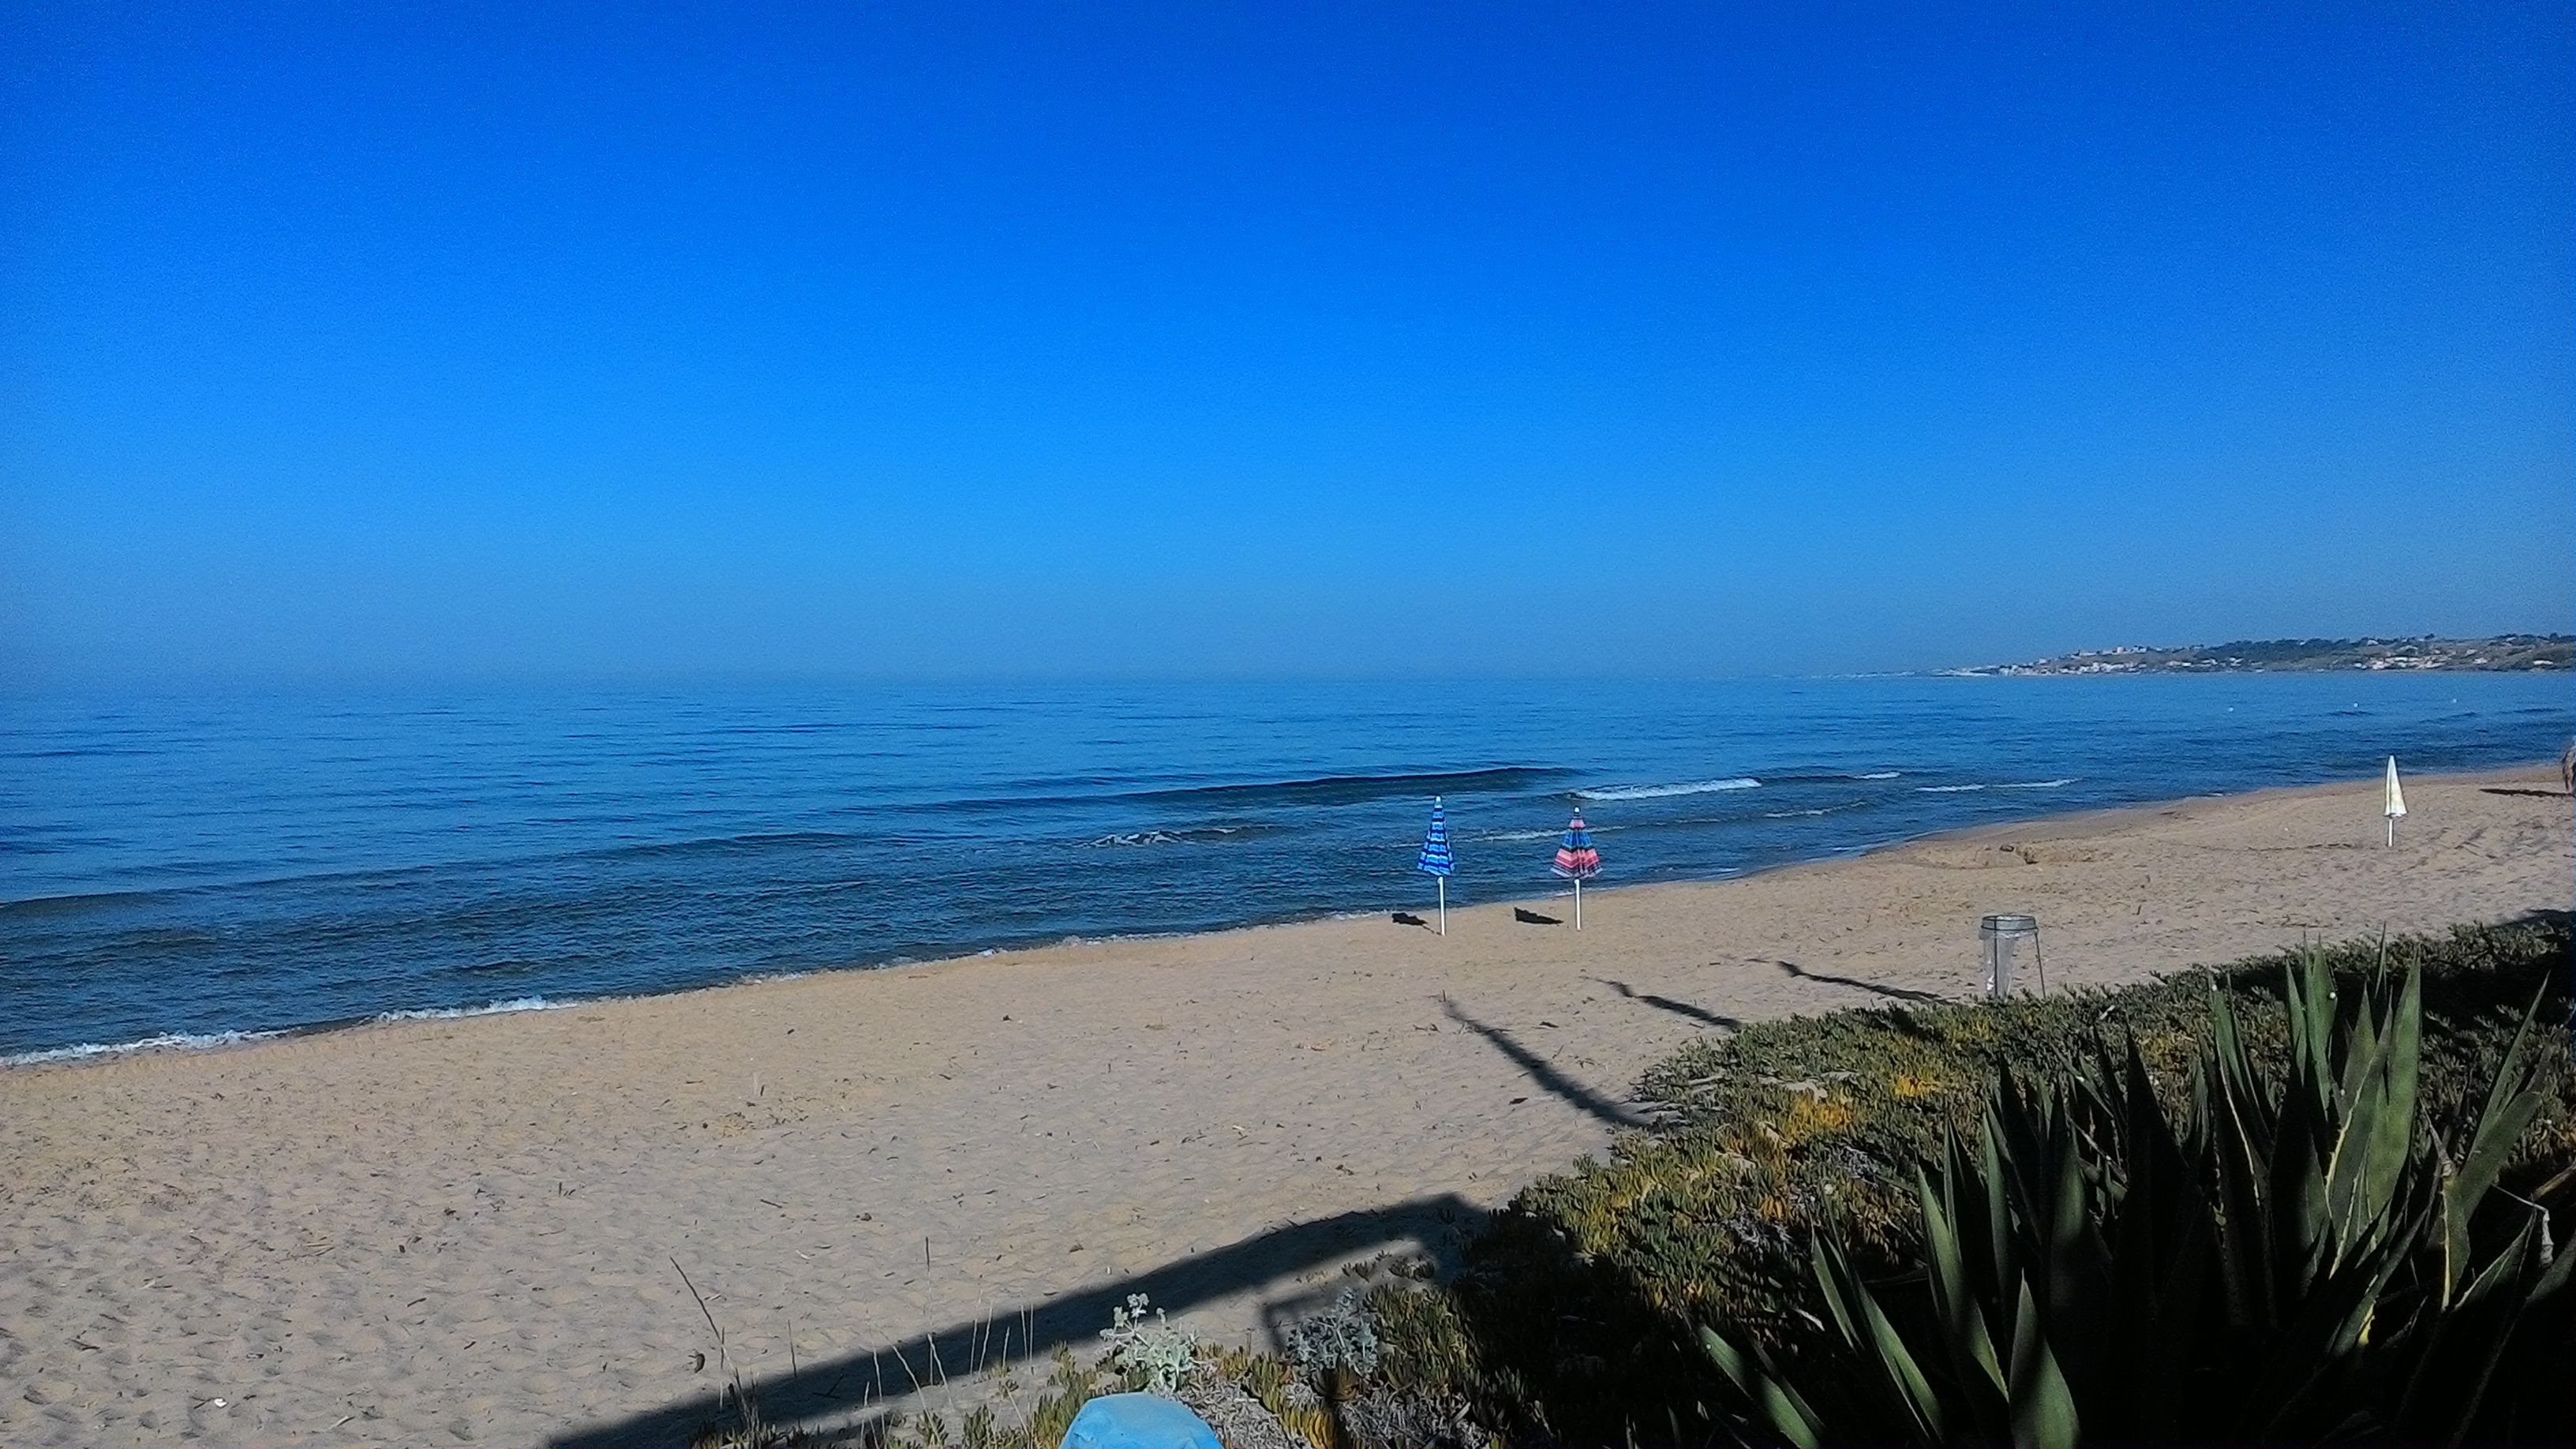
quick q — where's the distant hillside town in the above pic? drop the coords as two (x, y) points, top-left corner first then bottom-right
(1949, 635), (2573, 676)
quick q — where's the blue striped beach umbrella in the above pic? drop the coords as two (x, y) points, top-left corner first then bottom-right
(1417, 797), (1455, 934)
(1552, 807), (1601, 929)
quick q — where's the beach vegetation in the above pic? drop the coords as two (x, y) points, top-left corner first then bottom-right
(691, 921), (2570, 1449)
(691, 1295), (1345, 1449)
(1101, 1292), (1204, 1395)
(1704, 944), (2570, 1444)
(1283, 1288), (1383, 1380)
(1353, 917), (2574, 1446)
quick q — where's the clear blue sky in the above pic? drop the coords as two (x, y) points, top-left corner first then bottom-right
(4, 2), (2568, 683)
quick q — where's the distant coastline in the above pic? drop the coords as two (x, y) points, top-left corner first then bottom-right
(1941, 634), (2572, 676)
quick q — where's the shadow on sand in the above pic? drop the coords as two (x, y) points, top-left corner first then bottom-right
(555, 918), (2576, 1448)
(1439, 997), (1646, 1129)
(559, 995), (1664, 1443)
(1774, 957), (1949, 1003)
(547, 1196), (1488, 1447)
(1597, 978), (1741, 1031)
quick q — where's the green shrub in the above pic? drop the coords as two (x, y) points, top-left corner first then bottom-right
(1367, 918), (2574, 1446)
(1705, 945), (2573, 1444)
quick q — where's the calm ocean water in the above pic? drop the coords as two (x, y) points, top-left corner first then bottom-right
(2, 675), (2567, 1061)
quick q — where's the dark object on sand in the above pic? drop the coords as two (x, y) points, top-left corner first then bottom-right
(1514, 908), (1561, 926)
(1391, 912), (1429, 928)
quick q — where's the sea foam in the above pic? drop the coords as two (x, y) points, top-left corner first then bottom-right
(1576, 777), (1760, 801)
(4, 1028), (284, 1068)
(1083, 825), (1267, 848)
(368, 996), (566, 1024)
(1765, 800), (1871, 818)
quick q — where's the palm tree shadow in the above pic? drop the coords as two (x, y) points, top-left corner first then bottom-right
(1597, 978), (1739, 1031)
(1774, 958), (1949, 1004)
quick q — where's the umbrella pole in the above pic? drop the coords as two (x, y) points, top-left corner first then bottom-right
(2387, 816), (2395, 848)
(1574, 876), (1582, 930)
(1437, 876), (1446, 936)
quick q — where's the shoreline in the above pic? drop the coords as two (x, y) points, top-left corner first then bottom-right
(6, 760), (2558, 1072)
(3, 761), (2567, 1449)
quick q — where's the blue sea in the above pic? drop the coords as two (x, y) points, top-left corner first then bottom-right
(2, 674), (2567, 1061)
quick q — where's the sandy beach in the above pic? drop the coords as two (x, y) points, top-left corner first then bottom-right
(2, 765), (2567, 1448)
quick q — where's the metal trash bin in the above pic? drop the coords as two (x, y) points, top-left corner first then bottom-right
(1980, 913), (2044, 998)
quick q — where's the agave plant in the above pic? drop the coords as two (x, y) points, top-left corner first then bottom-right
(1704, 949), (2571, 1447)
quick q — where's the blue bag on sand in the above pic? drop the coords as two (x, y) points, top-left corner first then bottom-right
(1058, 1392), (1224, 1449)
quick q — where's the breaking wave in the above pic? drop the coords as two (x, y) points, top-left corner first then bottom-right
(1765, 800), (1872, 818)
(367, 996), (566, 1024)
(6, 996), (579, 1066)
(1576, 777), (1760, 801)
(1083, 825), (1278, 848)
(1129, 766), (1572, 809)
(1916, 778), (2076, 794)
(6, 1028), (284, 1067)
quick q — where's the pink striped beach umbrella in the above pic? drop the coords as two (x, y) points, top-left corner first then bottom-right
(1552, 808), (1601, 929)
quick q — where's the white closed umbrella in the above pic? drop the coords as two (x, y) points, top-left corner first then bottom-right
(2383, 755), (2406, 847)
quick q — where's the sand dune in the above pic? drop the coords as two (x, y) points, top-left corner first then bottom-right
(2, 766), (2567, 1447)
